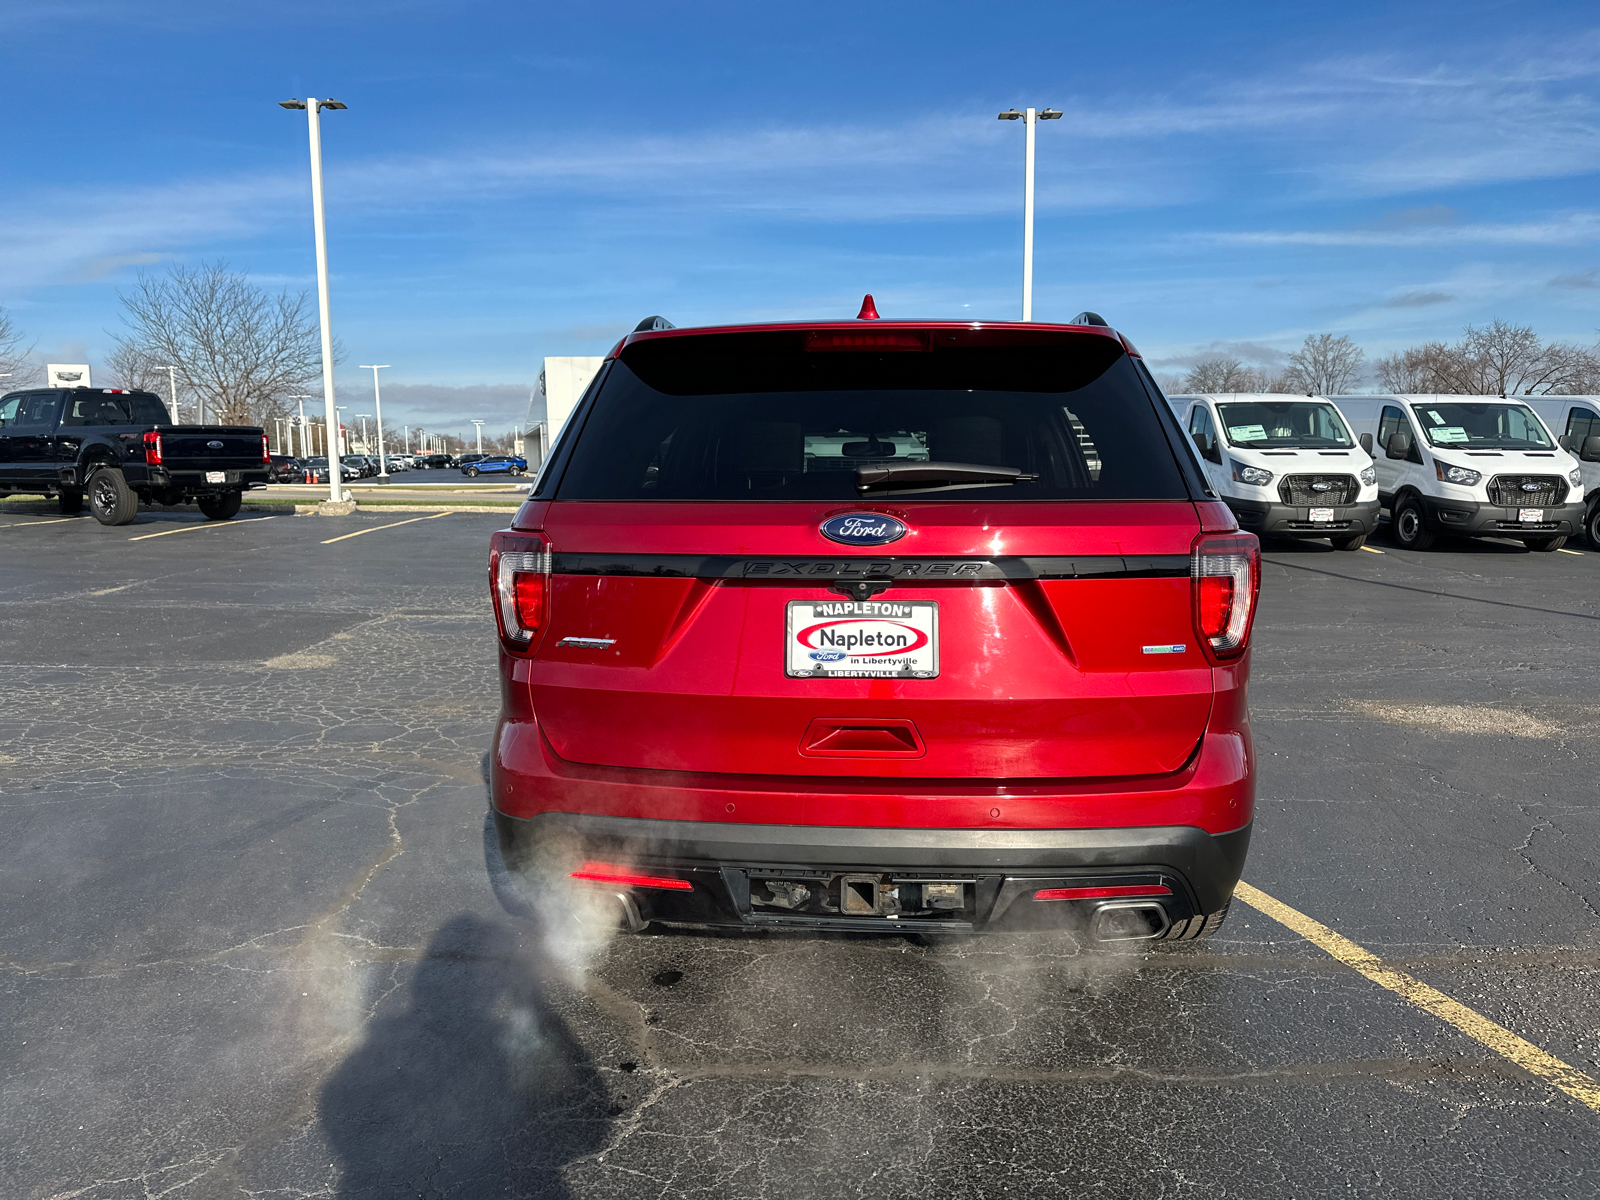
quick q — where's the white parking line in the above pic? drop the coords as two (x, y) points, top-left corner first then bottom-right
(128, 516), (278, 541)
(320, 511), (452, 544)
(1557, 548), (1584, 556)
(1360, 545), (1385, 554)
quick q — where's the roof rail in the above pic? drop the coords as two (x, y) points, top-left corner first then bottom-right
(633, 316), (676, 332)
(1072, 311), (1110, 327)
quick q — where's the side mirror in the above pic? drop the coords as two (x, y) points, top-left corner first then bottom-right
(1359, 432), (1373, 455)
(1386, 431), (1412, 460)
(1559, 435), (1573, 452)
(1582, 435), (1600, 463)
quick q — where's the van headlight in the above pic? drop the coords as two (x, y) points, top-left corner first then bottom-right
(1359, 465), (1376, 486)
(1230, 459), (1274, 486)
(1570, 468), (1583, 487)
(1434, 461), (1481, 487)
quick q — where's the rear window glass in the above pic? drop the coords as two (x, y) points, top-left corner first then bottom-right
(552, 330), (1189, 501)
(59, 392), (170, 427)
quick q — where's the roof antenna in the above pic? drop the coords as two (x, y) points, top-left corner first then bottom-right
(856, 294), (880, 321)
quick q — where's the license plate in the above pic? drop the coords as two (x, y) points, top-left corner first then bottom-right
(1519, 508), (1544, 523)
(785, 600), (938, 678)
(205, 471), (226, 484)
(1309, 507), (1335, 523)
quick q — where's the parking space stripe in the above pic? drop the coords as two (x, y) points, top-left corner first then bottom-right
(320, 511), (452, 544)
(1359, 546), (1385, 554)
(0, 517), (83, 528)
(128, 516), (278, 541)
(1557, 548), (1583, 556)
(1235, 881), (1600, 1114)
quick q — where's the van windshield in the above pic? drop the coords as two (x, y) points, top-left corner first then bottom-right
(1410, 402), (1553, 450)
(1216, 401), (1354, 449)
(551, 330), (1191, 501)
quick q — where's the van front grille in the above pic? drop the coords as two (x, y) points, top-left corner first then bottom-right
(1486, 475), (1566, 507)
(1278, 474), (1358, 506)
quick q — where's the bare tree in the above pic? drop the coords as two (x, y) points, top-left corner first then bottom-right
(1183, 358), (1252, 392)
(1372, 345), (1443, 393)
(0, 305), (33, 386)
(1281, 334), (1364, 395)
(105, 342), (176, 400)
(1374, 321), (1600, 395)
(111, 262), (326, 426)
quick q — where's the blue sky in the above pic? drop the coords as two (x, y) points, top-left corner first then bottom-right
(2, 0), (1599, 435)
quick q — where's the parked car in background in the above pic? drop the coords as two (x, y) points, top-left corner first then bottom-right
(1167, 393), (1380, 550)
(457, 453), (487, 469)
(267, 454), (303, 483)
(340, 454), (375, 478)
(1335, 395), (1584, 551)
(0, 387), (268, 524)
(304, 456), (360, 483)
(462, 454), (527, 476)
(414, 453), (454, 470)
(490, 308), (1257, 942)
(1525, 397), (1600, 547)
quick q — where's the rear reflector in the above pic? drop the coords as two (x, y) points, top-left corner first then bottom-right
(142, 431), (163, 466)
(570, 862), (693, 891)
(1033, 884), (1173, 902)
(805, 330), (929, 352)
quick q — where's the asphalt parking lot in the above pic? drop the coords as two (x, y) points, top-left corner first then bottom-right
(4, 509), (1600, 1198)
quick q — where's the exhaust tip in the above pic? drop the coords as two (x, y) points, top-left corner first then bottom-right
(1089, 900), (1170, 942)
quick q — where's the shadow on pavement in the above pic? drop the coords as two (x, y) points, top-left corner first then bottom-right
(320, 913), (612, 1198)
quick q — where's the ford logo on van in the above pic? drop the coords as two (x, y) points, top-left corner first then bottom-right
(819, 513), (908, 546)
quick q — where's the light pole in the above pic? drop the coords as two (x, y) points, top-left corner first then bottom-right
(290, 395), (315, 460)
(158, 366), (181, 423)
(471, 419), (484, 455)
(335, 406), (348, 458)
(998, 106), (1061, 321)
(281, 95), (348, 503)
(359, 363), (391, 482)
(357, 413), (371, 453)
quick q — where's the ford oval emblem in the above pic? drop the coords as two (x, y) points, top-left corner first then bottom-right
(819, 513), (907, 547)
(206, 440), (224, 450)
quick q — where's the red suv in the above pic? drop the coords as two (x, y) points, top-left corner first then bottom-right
(489, 310), (1258, 943)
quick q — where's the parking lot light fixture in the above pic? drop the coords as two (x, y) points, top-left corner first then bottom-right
(998, 105), (1061, 321)
(359, 365), (391, 482)
(281, 96), (348, 503)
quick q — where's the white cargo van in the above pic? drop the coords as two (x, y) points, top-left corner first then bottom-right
(1167, 393), (1380, 550)
(1333, 395), (1584, 551)
(1524, 397), (1600, 547)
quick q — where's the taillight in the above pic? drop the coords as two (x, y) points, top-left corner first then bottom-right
(261, 434), (271, 464)
(489, 530), (552, 654)
(569, 861), (692, 891)
(1191, 532), (1260, 661)
(142, 431), (163, 466)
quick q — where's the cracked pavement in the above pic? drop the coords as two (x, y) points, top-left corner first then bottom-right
(3, 511), (1599, 1197)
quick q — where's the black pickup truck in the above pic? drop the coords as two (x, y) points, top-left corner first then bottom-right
(0, 388), (269, 525)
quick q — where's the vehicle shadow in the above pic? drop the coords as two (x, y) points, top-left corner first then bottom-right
(319, 912), (612, 1198)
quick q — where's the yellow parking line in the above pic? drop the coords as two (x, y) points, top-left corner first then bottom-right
(1236, 881), (1600, 1114)
(320, 511), (452, 544)
(1359, 546), (1385, 554)
(128, 516), (277, 542)
(0, 516), (82, 528)
(1557, 548), (1583, 556)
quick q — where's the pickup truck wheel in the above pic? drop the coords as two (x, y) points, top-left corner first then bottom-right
(1524, 535), (1566, 552)
(1330, 533), (1366, 551)
(197, 492), (242, 521)
(88, 469), (139, 526)
(57, 490), (83, 515)
(1391, 497), (1435, 550)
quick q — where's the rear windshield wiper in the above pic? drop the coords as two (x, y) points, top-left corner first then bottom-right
(855, 461), (1039, 496)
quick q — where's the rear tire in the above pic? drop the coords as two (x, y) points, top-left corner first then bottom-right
(1588, 505), (1600, 550)
(1158, 899), (1231, 943)
(1391, 497), (1435, 550)
(58, 490), (83, 515)
(1330, 533), (1366, 551)
(466, 466), (480, 477)
(1524, 535), (1566, 552)
(197, 492), (242, 521)
(88, 469), (139, 526)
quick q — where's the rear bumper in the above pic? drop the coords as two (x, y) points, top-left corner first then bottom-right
(1227, 497), (1380, 538)
(492, 808), (1250, 931)
(1417, 495), (1583, 537)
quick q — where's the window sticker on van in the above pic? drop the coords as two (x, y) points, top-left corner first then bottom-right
(1227, 424), (1267, 441)
(1427, 410), (1445, 423)
(1432, 427), (1469, 443)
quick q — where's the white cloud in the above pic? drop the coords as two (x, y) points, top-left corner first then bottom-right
(1202, 212), (1600, 248)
